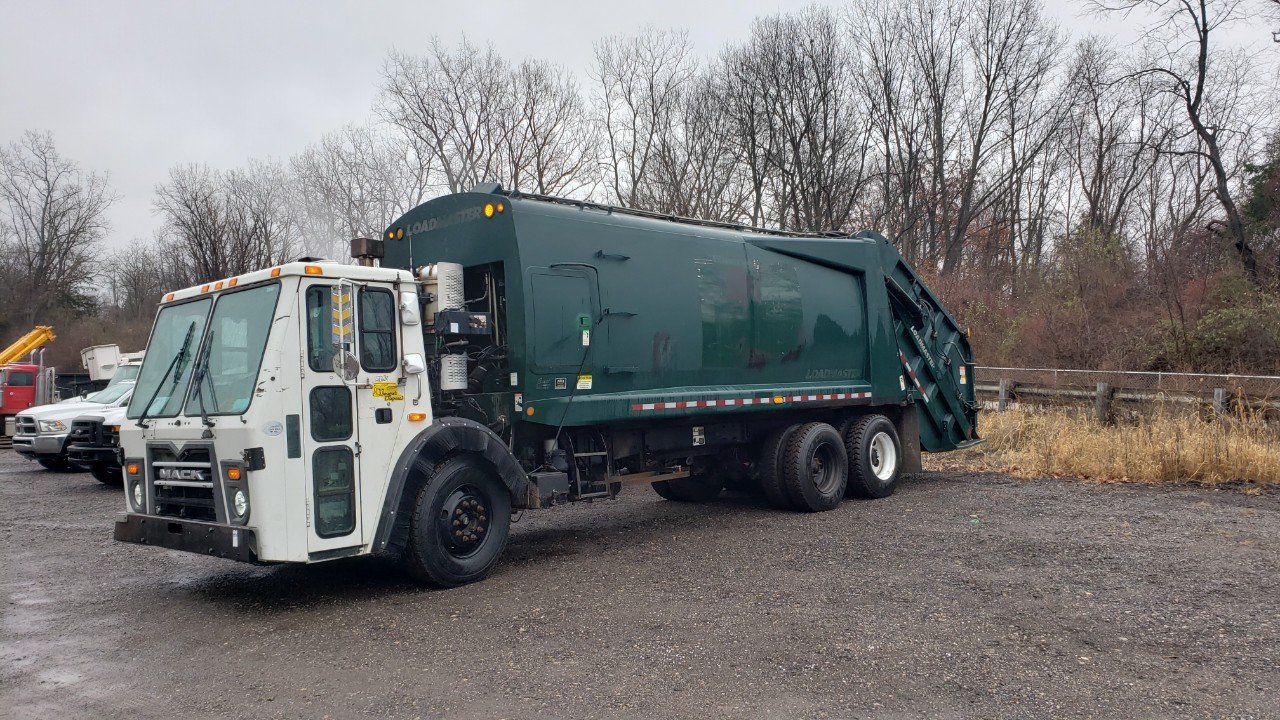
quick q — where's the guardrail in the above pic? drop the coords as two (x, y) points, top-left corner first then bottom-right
(974, 366), (1280, 420)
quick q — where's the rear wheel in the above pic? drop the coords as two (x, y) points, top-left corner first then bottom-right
(90, 463), (123, 486)
(403, 456), (512, 588)
(758, 424), (801, 510)
(844, 414), (902, 499)
(781, 423), (848, 512)
(36, 456), (74, 472)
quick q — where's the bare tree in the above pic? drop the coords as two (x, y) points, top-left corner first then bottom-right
(0, 131), (114, 327)
(592, 28), (696, 208)
(1091, 0), (1265, 277)
(293, 124), (431, 258)
(381, 40), (514, 194)
(505, 59), (599, 196)
(154, 160), (303, 282)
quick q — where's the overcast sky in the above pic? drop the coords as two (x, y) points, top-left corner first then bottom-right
(1, 0), (1274, 251)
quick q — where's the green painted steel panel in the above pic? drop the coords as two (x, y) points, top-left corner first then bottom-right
(382, 190), (978, 452)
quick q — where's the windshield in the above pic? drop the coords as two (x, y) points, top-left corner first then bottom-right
(87, 382), (133, 405)
(126, 297), (211, 419)
(112, 364), (140, 383)
(185, 283), (281, 415)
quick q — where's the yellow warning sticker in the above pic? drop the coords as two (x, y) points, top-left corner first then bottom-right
(371, 381), (404, 401)
(576, 374), (593, 390)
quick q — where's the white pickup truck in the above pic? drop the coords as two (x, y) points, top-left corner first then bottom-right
(12, 370), (136, 472)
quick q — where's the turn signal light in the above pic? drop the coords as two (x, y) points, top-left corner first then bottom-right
(407, 412), (427, 422)
(126, 463), (139, 475)
(226, 467), (242, 481)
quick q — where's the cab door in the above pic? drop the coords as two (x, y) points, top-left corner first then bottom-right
(299, 281), (363, 552)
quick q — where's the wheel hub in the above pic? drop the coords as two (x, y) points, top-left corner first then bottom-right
(441, 487), (490, 557)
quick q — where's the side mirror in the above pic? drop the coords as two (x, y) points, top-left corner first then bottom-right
(403, 353), (426, 375)
(400, 290), (421, 326)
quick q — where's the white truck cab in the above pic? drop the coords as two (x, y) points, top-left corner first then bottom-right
(115, 261), (433, 565)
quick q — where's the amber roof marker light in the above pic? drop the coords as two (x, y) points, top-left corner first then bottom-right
(484, 203), (495, 218)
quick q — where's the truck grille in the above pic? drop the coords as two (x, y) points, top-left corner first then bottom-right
(68, 419), (104, 445)
(15, 416), (36, 435)
(151, 446), (217, 522)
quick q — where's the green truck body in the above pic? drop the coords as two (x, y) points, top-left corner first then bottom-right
(384, 188), (977, 454)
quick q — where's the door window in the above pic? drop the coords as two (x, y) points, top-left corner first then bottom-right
(305, 285), (334, 372)
(312, 446), (355, 538)
(309, 386), (352, 441)
(6, 371), (33, 387)
(358, 287), (396, 372)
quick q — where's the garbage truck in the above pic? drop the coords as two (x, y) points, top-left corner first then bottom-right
(113, 187), (978, 587)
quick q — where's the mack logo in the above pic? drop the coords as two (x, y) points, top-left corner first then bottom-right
(158, 467), (206, 482)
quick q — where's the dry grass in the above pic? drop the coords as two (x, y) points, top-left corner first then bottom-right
(926, 405), (1280, 487)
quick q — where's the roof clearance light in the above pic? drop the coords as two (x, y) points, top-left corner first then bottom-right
(396, 228), (405, 239)
(496, 202), (505, 213)
(214, 281), (224, 290)
(484, 203), (495, 218)
(304, 265), (324, 276)
(200, 284), (210, 294)
(164, 293), (174, 302)
(228, 278), (238, 287)
(386, 230), (395, 240)
(270, 268), (281, 278)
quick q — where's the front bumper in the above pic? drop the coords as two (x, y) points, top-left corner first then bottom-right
(113, 513), (260, 564)
(12, 433), (68, 457)
(67, 443), (117, 466)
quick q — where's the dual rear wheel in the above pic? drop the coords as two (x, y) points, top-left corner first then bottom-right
(659, 414), (903, 512)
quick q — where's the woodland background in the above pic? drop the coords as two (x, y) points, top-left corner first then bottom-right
(3, 0), (1279, 375)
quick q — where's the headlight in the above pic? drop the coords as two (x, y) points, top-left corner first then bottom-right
(131, 481), (144, 509)
(38, 419), (67, 433)
(232, 489), (249, 519)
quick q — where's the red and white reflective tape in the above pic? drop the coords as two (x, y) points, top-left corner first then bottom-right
(898, 351), (929, 403)
(630, 391), (871, 413)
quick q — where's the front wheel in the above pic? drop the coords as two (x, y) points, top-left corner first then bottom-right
(90, 463), (124, 486)
(844, 414), (902, 499)
(403, 456), (512, 588)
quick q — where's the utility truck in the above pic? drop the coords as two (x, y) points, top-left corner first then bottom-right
(0, 326), (58, 436)
(113, 187), (978, 587)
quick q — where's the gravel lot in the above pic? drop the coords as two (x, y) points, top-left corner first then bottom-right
(2, 451), (1278, 720)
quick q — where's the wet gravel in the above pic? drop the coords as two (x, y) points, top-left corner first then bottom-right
(2, 452), (1278, 720)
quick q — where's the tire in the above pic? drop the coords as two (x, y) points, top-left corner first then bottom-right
(780, 423), (848, 512)
(652, 470), (723, 502)
(758, 424), (801, 510)
(403, 456), (512, 588)
(90, 463), (124, 486)
(844, 414), (902, 499)
(37, 456), (75, 472)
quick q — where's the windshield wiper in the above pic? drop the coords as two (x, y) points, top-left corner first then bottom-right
(191, 330), (217, 434)
(136, 321), (197, 429)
